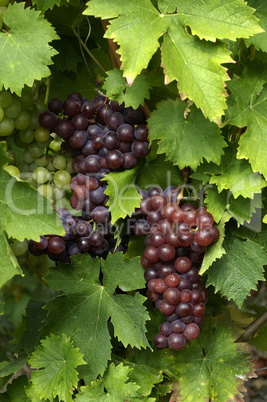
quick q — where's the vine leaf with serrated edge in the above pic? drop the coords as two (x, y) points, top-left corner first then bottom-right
(225, 62), (267, 180)
(27, 333), (85, 402)
(85, 0), (262, 122)
(170, 316), (254, 402)
(39, 253), (149, 383)
(0, 2), (58, 94)
(206, 227), (267, 307)
(147, 98), (227, 170)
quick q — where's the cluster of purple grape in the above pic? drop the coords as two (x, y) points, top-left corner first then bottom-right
(39, 92), (150, 175)
(28, 208), (128, 262)
(28, 92), (152, 261)
(133, 186), (219, 350)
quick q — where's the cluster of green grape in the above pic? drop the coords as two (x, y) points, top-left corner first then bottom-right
(0, 87), (73, 202)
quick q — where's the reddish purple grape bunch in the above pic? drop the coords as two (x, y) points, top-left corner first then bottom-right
(39, 92), (150, 175)
(133, 186), (219, 351)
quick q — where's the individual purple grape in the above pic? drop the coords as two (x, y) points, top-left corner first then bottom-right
(134, 124), (148, 141)
(48, 237), (65, 255)
(170, 319), (186, 334)
(131, 140), (150, 158)
(91, 206), (110, 223)
(84, 155), (101, 173)
(168, 333), (186, 350)
(39, 111), (57, 129)
(48, 98), (63, 114)
(63, 96), (82, 116)
(183, 323), (200, 340)
(55, 119), (74, 139)
(81, 101), (95, 117)
(105, 149), (124, 169)
(69, 130), (88, 149)
(159, 321), (173, 336)
(122, 153), (138, 169)
(106, 111), (125, 130)
(117, 124), (134, 142)
(154, 333), (168, 349)
(72, 114), (89, 131)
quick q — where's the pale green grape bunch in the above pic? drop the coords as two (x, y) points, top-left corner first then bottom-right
(2, 86), (74, 208)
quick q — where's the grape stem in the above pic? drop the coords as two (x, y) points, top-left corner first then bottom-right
(235, 310), (267, 343)
(72, 26), (106, 74)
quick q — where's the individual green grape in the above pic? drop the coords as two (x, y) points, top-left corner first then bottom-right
(17, 162), (31, 173)
(4, 98), (22, 119)
(10, 239), (28, 256)
(53, 169), (71, 189)
(0, 107), (4, 123)
(14, 111), (31, 130)
(53, 187), (65, 200)
(0, 90), (13, 108)
(30, 114), (39, 130)
(22, 148), (35, 164)
(19, 127), (35, 144)
(53, 155), (66, 170)
(15, 87), (34, 110)
(38, 184), (53, 199)
(28, 142), (44, 158)
(46, 156), (56, 172)
(4, 165), (20, 178)
(34, 126), (50, 142)
(29, 162), (38, 172)
(13, 134), (30, 148)
(35, 155), (47, 167)
(0, 117), (14, 136)
(65, 157), (74, 174)
(33, 167), (50, 184)
(36, 137), (52, 149)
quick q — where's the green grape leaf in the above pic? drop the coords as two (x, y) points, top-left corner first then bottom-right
(136, 154), (183, 191)
(245, 0), (267, 52)
(76, 362), (140, 401)
(226, 63), (267, 179)
(7, 375), (31, 402)
(228, 193), (262, 225)
(199, 211), (230, 275)
(49, 62), (96, 102)
(172, 317), (254, 402)
(85, 0), (261, 122)
(28, 333), (85, 402)
(204, 187), (228, 223)
(148, 99), (226, 169)
(52, 36), (83, 73)
(113, 356), (164, 397)
(33, 0), (61, 13)
(0, 223), (22, 289)
(0, 2), (58, 94)
(104, 166), (142, 224)
(161, 0), (263, 42)
(103, 69), (150, 109)
(0, 143), (64, 241)
(197, 145), (266, 199)
(162, 20), (232, 123)
(40, 253), (149, 383)
(84, 0), (168, 83)
(206, 232), (267, 307)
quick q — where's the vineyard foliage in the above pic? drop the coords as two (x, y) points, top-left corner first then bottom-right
(0, 0), (266, 401)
